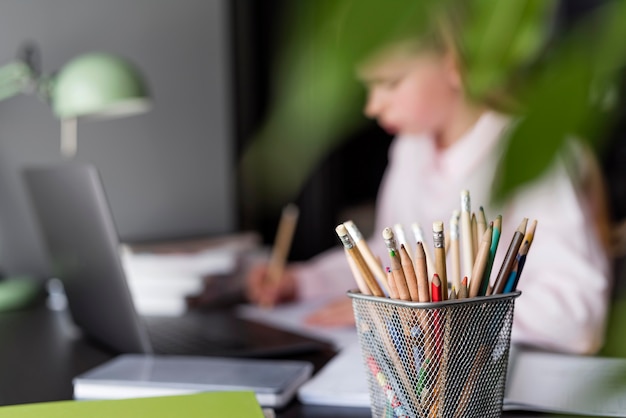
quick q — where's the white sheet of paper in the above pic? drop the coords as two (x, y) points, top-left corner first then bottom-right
(297, 341), (370, 407)
(504, 348), (626, 417)
(236, 299), (359, 350)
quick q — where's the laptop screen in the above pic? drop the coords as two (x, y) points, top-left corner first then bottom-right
(23, 163), (152, 354)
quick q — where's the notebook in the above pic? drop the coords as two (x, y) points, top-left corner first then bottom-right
(298, 343), (626, 417)
(297, 341), (369, 407)
(73, 354), (313, 408)
(0, 392), (266, 418)
(21, 163), (327, 358)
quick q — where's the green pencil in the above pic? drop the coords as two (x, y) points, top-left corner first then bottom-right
(480, 214), (501, 296)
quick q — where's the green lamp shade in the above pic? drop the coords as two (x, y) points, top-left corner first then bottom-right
(52, 52), (150, 119)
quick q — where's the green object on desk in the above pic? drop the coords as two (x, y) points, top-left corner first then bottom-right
(0, 277), (40, 312)
(0, 392), (265, 418)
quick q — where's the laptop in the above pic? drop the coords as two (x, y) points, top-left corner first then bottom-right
(22, 163), (327, 357)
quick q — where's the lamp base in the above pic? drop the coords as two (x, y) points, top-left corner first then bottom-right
(0, 277), (42, 312)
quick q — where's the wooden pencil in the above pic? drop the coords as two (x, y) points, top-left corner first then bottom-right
(449, 212), (462, 296)
(344, 248), (371, 295)
(503, 241), (526, 294)
(412, 222), (435, 279)
(336, 224), (384, 296)
(433, 221), (448, 300)
(523, 219), (538, 245)
(344, 220), (390, 295)
(400, 244), (420, 301)
(382, 227), (411, 301)
(266, 203), (299, 287)
(394, 223), (411, 259)
(509, 241), (530, 291)
(486, 284), (493, 296)
(513, 219), (537, 288)
(458, 276), (468, 299)
(386, 267), (400, 299)
(480, 215), (502, 296)
(504, 220), (537, 292)
(414, 242), (432, 302)
(492, 218), (528, 294)
(471, 212), (478, 254)
(469, 223), (493, 298)
(460, 190), (475, 280)
(477, 206), (487, 241)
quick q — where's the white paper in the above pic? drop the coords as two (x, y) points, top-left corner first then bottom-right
(297, 342), (370, 407)
(504, 348), (626, 416)
(236, 299), (359, 350)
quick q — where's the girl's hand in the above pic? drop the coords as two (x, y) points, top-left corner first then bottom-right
(305, 297), (356, 327)
(244, 263), (297, 307)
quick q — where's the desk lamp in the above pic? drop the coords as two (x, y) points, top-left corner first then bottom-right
(0, 42), (150, 310)
(0, 42), (150, 156)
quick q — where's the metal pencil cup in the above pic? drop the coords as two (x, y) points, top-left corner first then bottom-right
(348, 290), (521, 418)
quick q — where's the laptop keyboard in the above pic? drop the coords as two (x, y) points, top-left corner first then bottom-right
(142, 310), (331, 358)
(143, 314), (250, 356)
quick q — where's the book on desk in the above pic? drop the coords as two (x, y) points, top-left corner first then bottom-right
(0, 392), (268, 418)
(73, 354), (313, 409)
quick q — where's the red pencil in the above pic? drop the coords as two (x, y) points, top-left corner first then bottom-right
(431, 274), (442, 303)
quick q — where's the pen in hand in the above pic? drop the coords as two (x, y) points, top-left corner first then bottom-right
(261, 203), (299, 308)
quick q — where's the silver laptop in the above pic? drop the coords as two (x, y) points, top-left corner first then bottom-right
(22, 163), (325, 357)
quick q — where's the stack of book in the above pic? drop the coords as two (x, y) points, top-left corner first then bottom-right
(119, 232), (260, 316)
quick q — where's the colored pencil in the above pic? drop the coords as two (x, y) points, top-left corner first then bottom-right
(492, 218), (528, 294)
(480, 215), (502, 296)
(431, 274), (442, 302)
(382, 227), (411, 301)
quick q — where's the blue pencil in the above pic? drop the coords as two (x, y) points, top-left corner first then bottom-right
(503, 240), (529, 293)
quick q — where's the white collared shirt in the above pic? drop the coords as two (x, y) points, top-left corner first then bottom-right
(295, 110), (610, 354)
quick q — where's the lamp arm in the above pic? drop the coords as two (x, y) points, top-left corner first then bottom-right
(0, 60), (36, 102)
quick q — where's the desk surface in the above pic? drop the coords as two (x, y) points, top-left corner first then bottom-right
(0, 303), (549, 417)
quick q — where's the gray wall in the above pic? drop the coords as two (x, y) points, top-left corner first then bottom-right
(0, 0), (235, 277)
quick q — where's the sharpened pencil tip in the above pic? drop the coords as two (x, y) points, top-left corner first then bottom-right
(518, 217), (529, 234)
(432, 274), (441, 286)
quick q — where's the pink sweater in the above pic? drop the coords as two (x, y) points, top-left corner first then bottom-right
(294, 111), (610, 355)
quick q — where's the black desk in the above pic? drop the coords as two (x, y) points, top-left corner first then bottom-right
(0, 303), (548, 417)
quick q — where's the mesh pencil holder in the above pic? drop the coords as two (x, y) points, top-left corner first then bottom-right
(347, 290), (521, 418)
